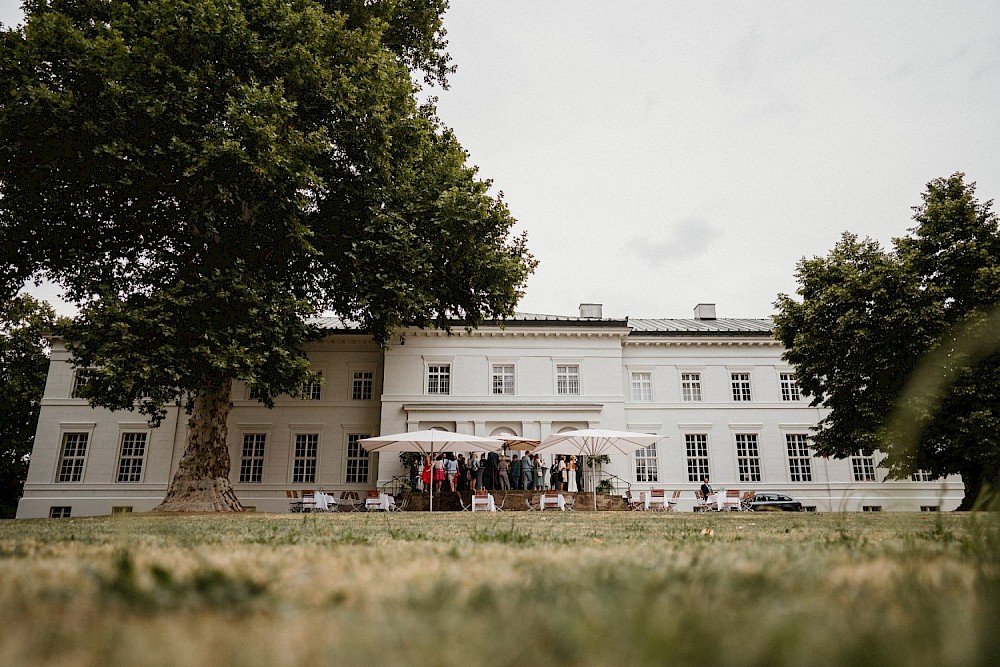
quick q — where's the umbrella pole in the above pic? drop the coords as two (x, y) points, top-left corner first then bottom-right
(429, 446), (434, 513)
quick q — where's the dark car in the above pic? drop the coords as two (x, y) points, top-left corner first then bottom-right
(746, 493), (803, 512)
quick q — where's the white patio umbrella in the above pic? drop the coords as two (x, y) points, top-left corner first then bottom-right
(535, 428), (663, 511)
(359, 430), (503, 511)
(492, 434), (539, 452)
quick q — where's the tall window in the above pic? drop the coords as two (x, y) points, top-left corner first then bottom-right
(116, 432), (147, 483)
(634, 443), (658, 482)
(731, 373), (752, 401)
(681, 373), (702, 402)
(556, 365), (580, 395)
(427, 364), (451, 395)
(292, 434), (318, 484)
(239, 433), (266, 483)
(685, 434), (710, 482)
(735, 434), (762, 482)
(492, 364), (515, 395)
(345, 434), (370, 483)
(911, 470), (934, 482)
(780, 373), (800, 401)
(71, 369), (95, 398)
(851, 450), (878, 482)
(247, 384), (262, 401)
(57, 433), (89, 482)
(631, 372), (652, 402)
(302, 373), (322, 400)
(785, 434), (812, 482)
(851, 451), (877, 482)
(352, 370), (374, 400)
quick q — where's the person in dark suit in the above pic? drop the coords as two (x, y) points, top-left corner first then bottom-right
(486, 450), (500, 490)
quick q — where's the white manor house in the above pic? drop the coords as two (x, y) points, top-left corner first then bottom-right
(16, 303), (963, 518)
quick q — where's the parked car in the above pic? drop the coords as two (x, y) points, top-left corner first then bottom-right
(746, 493), (803, 512)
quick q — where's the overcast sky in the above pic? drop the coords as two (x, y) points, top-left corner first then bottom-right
(4, 1), (999, 320)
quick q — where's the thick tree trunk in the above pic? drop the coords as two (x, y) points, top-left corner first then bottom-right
(154, 379), (244, 512)
(956, 462), (1000, 511)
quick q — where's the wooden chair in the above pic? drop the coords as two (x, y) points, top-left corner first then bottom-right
(694, 489), (709, 512)
(365, 489), (381, 511)
(666, 490), (681, 511)
(650, 489), (670, 511)
(286, 490), (303, 513)
(540, 491), (564, 511)
(626, 489), (644, 511)
(339, 491), (363, 512)
(471, 491), (493, 512)
(722, 488), (741, 511)
(740, 491), (756, 512)
(300, 490), (317, 513)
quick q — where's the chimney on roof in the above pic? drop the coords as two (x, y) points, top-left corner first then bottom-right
(579, 303), (603, 319)
(694, 303), (717, 320)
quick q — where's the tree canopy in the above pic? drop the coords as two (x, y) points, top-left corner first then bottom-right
(774, 174), (1000, 510)
(0, 0), (536, 510)
(0, 294), (57, 518)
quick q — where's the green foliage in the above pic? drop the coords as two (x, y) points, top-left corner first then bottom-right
(774, 174), (1000, 507)
(0, 0), (535, 416)
(0, 295), (57, 518)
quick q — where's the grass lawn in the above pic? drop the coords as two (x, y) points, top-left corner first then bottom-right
(0, 511), (997, 666)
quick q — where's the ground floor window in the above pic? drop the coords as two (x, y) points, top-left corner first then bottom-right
(49, 506), (72, 518)
(116, 432), (147, 483)
(239, 433), (266, 483)
(685, 434), (709, 482)
(634, 443), (658, 482)
(852, 452), (878, 482)
(735, 433), (762, 483)
(345, 433), (370, 484)
(292, 434), (318, 484)
(57, 433), (89, 482)
(785, 434), (812, 482)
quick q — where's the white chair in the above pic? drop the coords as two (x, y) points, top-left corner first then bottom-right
(540, 492), (564, 511)
(647, 489), (667, 511)
(667, 490), (681, 511)
(722, 489), (741, 511)
(471, 491), (494, 512)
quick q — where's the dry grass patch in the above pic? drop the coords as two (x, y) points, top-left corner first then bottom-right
(0, 511), (997, 666)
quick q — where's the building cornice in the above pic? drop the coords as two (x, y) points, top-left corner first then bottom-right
(402, 402), (605, 413)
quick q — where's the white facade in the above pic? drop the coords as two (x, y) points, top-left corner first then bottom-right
(16, 305), (963, 518)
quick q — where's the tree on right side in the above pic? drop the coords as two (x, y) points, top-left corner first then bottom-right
(774, 173), (1000, 510)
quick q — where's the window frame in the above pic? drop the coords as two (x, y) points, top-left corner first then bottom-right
(685, 433), (710, 482)
(780, 372), (801, 401)
(344, 433), (372, 484)
(730, 371), (752, 402)
(634, 442), (659, 482)
(426, 364), (452, 395)
(115, 431), (148, 483)
(239, 432), (267, 483)
(630, 371), (653, 402)
(556, 364), (581, 395)
(491, 363), (516, 395)
(851, 451), (878, 482)
(291, 433), (319, 484)
(680, 372), (703, 402)
(351, 370), (374, 401)
(56, 431), (90, 483)
(735, 433), (762, 483)
(301, 372), (323, 401)
(785, 433), (813, 482)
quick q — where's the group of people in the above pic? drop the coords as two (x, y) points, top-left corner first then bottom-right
(414, 452), (585, 494)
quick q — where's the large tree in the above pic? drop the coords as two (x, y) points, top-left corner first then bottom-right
(774, 174), (1000, 510)
(0, 294), (57, 518)
(0, 0), (536, 511)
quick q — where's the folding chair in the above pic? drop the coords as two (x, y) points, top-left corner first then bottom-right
(286, 490), (303, 513)
(722, 489), (741, 511)
(626, 490), (644, 511)
(540, 492), (564, 511)
(471, 491), (493, 512)
(647, 489), (667, 511)
(694, 490), (709, 512)
(300, 490), (317, 513)
(740, 491), (756, 512)
(667, 490), (681, 511)
(365, 489), (381, 511)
